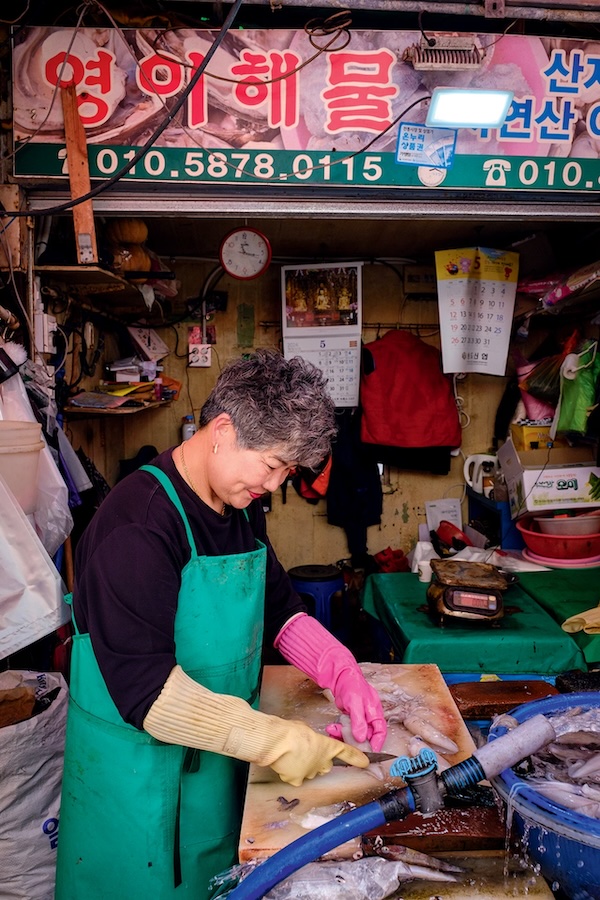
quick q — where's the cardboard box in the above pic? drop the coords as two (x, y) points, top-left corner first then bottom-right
(510, 423), (567, 451)
(497, 437), (600, 519)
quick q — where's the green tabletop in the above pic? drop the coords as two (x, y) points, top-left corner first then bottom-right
(518, 570), (600, 666)
(362, 572), (586, 675)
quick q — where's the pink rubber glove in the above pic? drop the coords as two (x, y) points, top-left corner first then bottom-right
(275, 613), (387, 752)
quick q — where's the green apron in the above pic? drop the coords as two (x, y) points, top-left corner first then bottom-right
(55, 466), (266, 899)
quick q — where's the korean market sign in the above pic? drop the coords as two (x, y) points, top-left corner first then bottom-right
(11, 27), (600, 193)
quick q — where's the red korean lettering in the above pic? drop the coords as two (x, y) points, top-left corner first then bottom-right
(136, 52), (184, 97)
(83, 49), (113, 93)
(45, 51), (85, 88)
(76, 92), (110, 127)
(44, 50), (111, 127)
(186, 51), (208, 128)
(232, 51), (269, 107)
(231, 50), (300, 128)
(322, 50), (398, 133)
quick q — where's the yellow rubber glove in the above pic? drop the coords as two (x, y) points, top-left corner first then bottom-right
(562, 607), (600, 634)
(143, 665), (369, 786)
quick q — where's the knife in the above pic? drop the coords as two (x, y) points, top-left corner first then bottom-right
(333, 751), (396, 767)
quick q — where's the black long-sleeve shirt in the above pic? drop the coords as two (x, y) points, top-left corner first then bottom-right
(73, 448), (305, 729)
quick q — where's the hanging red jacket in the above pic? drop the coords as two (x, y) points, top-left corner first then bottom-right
(360, 330), (462, 448)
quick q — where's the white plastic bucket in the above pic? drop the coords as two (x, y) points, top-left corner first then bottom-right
(0, 439), (44, 514)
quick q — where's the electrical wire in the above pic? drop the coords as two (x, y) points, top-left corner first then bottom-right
(1, 0), (245, 218)
(51, 323), (70, 373)
(453, 373), (471, 429)
(0, 222), (33, 338)
(198, 91), (431, 184)
(476, 445), (555, 560)
(8, 4), (431, 197)
(0, 0), (30, 26)
(417, 10), (435, 48)
(480, 20), (519, 52)
(78, 4), (358, 185)
(148, 10), (352, 86)
(3, 2), (89, 163)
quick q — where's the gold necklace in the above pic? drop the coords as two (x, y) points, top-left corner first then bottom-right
(180, 443), (226, 515)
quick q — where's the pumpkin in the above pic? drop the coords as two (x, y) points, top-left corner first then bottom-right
(106, 217), (148, 245)
(111, 243), (152, 283)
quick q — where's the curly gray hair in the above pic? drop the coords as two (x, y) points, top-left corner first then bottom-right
(199, 349), (336, 468)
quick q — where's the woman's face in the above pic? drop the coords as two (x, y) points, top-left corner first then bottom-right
(212, 424), (297, 509)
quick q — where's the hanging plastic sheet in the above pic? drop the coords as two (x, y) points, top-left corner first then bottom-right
(0, 372), (73, 557)
(554, 339), (600, 435)
(516, 332), (580, 410)
(0, 474), (69, 659)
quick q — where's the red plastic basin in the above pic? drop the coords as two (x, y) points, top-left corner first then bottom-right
(516, 515), (600, 560)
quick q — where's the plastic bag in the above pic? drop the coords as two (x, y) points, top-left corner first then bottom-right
(0, 670), (68, 900)
(0, 475), (69, 659)
(556, 340), (600, 435)
(518, 354), (565, 406)
(515, 361), (557, 420)
(0, 372), (73, 556)
(211, 858), (457, 900)
(517, 333), (579, 407)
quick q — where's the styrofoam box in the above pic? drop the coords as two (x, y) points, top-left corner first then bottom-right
(498, 437), (600, 519)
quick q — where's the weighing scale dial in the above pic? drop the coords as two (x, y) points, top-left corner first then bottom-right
(451, 590), (498, 612)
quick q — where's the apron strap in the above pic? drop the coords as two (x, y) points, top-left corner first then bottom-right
(140, 464), (199, 555)
(64, 591), (83, 636)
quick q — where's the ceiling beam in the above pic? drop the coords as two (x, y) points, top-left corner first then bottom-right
(26, 191), (600, 221)
(168, 0), (600, 24)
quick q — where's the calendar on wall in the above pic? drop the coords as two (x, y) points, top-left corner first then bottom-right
(282, 262), (362, 407)
(283, 335), (361, 407)
(434, 247), (519, 377)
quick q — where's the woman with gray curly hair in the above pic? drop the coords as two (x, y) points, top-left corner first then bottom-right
(57, 349), (386, 900)
(199, 349), (336, 468)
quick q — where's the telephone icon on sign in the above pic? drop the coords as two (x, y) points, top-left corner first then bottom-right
(483, 159), (511, 187)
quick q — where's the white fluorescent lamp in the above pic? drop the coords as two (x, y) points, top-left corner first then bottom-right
(426, 87), (514, 129)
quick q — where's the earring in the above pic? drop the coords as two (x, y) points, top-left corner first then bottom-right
(213, 443), (218, 454)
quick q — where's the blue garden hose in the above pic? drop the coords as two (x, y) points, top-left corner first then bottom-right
(227, 787), (415, 900)
(224, 714), (556, 900)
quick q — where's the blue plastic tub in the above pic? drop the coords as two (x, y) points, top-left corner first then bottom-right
(489, 692), (600, 900)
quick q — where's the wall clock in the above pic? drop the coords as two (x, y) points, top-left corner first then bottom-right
(219, 228), (272, 280)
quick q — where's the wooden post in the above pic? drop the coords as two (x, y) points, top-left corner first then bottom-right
(60, 81), (98, 265)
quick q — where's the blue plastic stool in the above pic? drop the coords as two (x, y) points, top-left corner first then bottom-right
(288, 564), (346, 635)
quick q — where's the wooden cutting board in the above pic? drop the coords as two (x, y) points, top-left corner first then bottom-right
(239, 663), (479, 862)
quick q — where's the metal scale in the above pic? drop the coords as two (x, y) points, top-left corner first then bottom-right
(426, 559), (512, 625)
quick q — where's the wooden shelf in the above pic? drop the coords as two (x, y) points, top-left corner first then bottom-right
(35, 264), (142, 305)
(65, 400), (168, 417)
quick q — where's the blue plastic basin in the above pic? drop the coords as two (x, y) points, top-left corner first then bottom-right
(489, 692), (600, 900)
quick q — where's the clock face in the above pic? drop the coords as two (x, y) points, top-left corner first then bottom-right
(219, 228), (272, 280)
